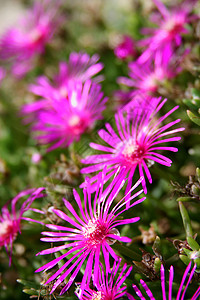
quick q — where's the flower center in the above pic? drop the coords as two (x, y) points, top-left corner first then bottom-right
(29, 25), (47, 47)
(82, 219), (108, 248)
(122, 140), (145, 164)
(92, 291), (103, 300)
(0, 220), (17, 246)
(68, 114), (89, 136)
(142, 73), (159, 92)
(59, 86), (68, 98)
(92, 290), (114, 300)
(163, 15), (184, 35)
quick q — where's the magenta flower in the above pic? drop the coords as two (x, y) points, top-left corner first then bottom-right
(128, 262), (200, 300)
(24, 80), (108, 151)
(77, 258), (132, 299)
(0, 0), (63, 77)
(138, 0), (197, 63)
(0, 188), (44, 265)
(35, 168), (145, 295)
(118, 49), (188, 94)
(114, 35), (136, 60)
(81, 97), (185, 194)
(113, 90), (136, 111)
(22, 52), (104, 115)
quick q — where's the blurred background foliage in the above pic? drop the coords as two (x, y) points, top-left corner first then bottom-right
(0, 0), (200, 299)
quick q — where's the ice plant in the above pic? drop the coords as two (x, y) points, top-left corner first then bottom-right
(22, 52), (104, 115)
(23, 79), (108, 151)
(114, 35), (136, 60)
(77, 258), (132, 299)
(0, 0), (63, 77)
(128, 262), (200, 299)
(35, 168), (145, 295)
(118, 49), (188, 95)
(0, 188), (45, 265)
(138, 0), (197, 63)
(81, 97), (185, 194)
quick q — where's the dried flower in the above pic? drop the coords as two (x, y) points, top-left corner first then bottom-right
(81, 97), (184, 194)
(0, 0), (63, 77)
(128, 262), (200, 300)
(36, 168), (145, 295)
(77, 258), (132, 299)
(0, 188), (44, 265)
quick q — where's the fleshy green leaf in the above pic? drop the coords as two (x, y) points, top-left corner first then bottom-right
(177, 196), (192, 202)
(179, 202), (193, 238)
(179, 254), (191, 265)
(17, 279), (40, 290)
(187, 237), (200, 251)
(154, 257), (161, 273)
(187, 110), (200, 126)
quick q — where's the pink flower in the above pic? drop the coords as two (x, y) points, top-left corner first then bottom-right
(113, 90), (136, 111)
(0, 188), (45, 265)
(118, 48), (189, 94)
(35, 168), (145, 295)
(22, 52), (104, 115)
(128, 262), (200, 300)
(138, 0), (197, 63)
(81, 97), (185, 194)
(77, 258), (132, 299)
(23, 80), (108, 151)
(114, 35), (136, 60)
(0, 0), (63, 77)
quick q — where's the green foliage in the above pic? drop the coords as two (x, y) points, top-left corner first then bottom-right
(1, 0), (200, 299)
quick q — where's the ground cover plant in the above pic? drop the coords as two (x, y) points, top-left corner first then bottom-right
(0, 0), (200, 299)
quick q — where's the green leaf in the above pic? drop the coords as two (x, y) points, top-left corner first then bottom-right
(177, 197), (192, 202)
(192, 88), (200, 99)
(183, 248), (192, 256)
(179, 202), (193, 238)
(22, 289), (39, 296)
(154, 257), (161, 273)
(183, 99), (199, 111)
(187, 237), (200, 251)
(194, 257), (200, 269)
(196, 168), (200, 182)
(179, 254), (191, 265)
(17, 279), (40, 290)
(152, 236), (162, 256)
(112, 244), (141, 261)
(187, 110), (200, 126)
(132, 261), (151, 275)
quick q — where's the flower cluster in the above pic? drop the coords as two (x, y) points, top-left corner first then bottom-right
(118, 48), (188, 96)
(77, 258), (132, 299)
(138, 0), (197, 63)
(115, 0), (196, 103)
(0, 188), (44, 265)
(128, 262), (200, 300)
(0, 0), (199, 299)
(81, 97), (184, 193)
(35, 169), (145, 295)
(0, 0), (63, 77)
(22, 52), (107, 151)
